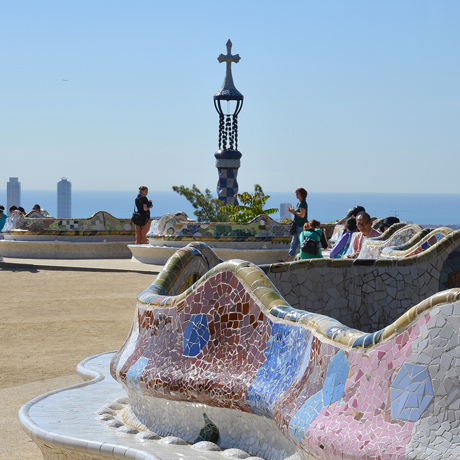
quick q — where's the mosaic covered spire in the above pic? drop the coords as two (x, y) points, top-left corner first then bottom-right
(213, 40), (244, 205)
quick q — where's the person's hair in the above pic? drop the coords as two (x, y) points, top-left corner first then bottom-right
(379, 216), (400, 233)
(9, 205), (17, 213)
(356, 211), (371, 223)
(304, 219), (321, 230)
(18, 207), (25, 214)
(296, 188), (308, 200)
(345, 217), (357, 232)
(33, 204), (41, 210)
(139, 186), (148, 192)
(351, 206), (365, 217)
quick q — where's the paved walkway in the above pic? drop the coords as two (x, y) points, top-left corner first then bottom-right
(0, 258), (162, 459)
(0, 256), (164, 273)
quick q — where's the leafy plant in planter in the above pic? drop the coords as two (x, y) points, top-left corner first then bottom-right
(222, 184), (278, 223)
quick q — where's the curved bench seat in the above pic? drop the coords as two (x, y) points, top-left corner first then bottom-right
(111, 243), (460, 460)
(381, 227), (454, 259)
(357, 223), (422, 259)
(1, 210), (135, 239)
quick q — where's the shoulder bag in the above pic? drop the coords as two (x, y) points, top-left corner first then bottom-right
(131, 199), (149, 226)
(301, 230), (321, 255)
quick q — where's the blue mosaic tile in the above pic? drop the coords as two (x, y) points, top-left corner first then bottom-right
(390, 362), (434, 421)
(295, 334), (313, 382)
(183, 314), (210, 357)
(247, 323), (311, 418)
(289, 391), (323, 443)
(322, 350), (349, 405)
(126, 357), (149, 391)
(288, 350), (349, 444)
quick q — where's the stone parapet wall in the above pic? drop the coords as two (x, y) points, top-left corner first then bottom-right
(262, 229), (460, 332)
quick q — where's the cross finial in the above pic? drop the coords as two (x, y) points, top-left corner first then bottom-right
(214, 39), (243, 101)
(217, 39), (241, 66)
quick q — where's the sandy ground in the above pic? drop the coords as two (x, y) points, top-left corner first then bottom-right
(0, 265), (156, 460)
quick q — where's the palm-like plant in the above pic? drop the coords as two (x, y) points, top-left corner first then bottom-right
(222, 184), (278, 223)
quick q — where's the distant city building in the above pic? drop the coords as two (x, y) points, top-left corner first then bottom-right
(7, 177), (21, 211)
(279, 203), (291, 221)
(57, 177), (72, 218)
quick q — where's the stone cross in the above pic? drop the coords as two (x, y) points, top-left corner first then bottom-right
(218, 39), (240, 70)
(216, 40), (242, 98)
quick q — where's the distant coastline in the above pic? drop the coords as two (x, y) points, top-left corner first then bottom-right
(0, 190), (459, 227)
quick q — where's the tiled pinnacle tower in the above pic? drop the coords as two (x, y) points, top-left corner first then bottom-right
(213, 40), (244, 206)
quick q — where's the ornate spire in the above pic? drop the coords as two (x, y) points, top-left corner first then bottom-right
(214, 40), (244, 101)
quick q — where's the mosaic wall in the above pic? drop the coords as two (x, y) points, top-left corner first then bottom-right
(111, 243), (460, 460)
(380, 227), (454, 259)
(147, 214), (337, 247)
(358, 224), (423, 259)
(1, 210), (134, 239)
(264, 229), (460, 332)
(147, 213), (290, 245)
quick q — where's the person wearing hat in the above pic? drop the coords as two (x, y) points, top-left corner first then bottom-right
(0, 205), (7, 233)
(379, 216), (400, 233)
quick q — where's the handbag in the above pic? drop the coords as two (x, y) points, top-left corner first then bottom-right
(131, 201), (149, 226)
(301, 231), (320, 255)
(289, 221), (297, 235)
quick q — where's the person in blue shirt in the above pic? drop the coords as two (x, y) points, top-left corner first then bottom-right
(330, 217), (357, 259)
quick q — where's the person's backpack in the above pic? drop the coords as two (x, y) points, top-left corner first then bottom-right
(301, 230), (321, 256)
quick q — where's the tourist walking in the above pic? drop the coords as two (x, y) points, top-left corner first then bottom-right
(285, 188), (309, 262)
(134, 186), (153, 245)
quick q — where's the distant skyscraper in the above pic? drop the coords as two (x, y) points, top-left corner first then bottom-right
(57, 177), (72, 218)
(280, 203), (291, 221)
(7, 177), (21, 211)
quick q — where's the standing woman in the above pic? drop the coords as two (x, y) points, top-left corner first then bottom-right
(286, 187), (308, 261)
(135, 186), (153, 244)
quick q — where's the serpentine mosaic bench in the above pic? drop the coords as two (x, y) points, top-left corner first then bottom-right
(20, 242), (460, 460)
(357, 223), (424, 259)
(380, 227), (454, 259)
(1, 210), (134, 240)
(0, 211), (135, 258)
(129, 214), (335, 265)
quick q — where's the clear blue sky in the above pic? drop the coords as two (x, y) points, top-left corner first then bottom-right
(1, 1), (459, 194)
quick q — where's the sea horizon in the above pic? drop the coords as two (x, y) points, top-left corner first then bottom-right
(0, 190), (459, 227)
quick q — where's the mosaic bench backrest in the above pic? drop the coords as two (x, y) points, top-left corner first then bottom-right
(261, 229), (460, 332)
(147, 213), (290, 241)
(1, 210), (135, 235)
(148, 213), (337, 243)
(111, 243), (460, 460)
(357, 223), (422, 259)
(381, 227), (453, 259)
(328, 224), (345, 247)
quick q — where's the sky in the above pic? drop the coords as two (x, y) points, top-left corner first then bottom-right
(1, 1), (459, 194)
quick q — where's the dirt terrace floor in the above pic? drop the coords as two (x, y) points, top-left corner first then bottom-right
(0, 265), (155, 460)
